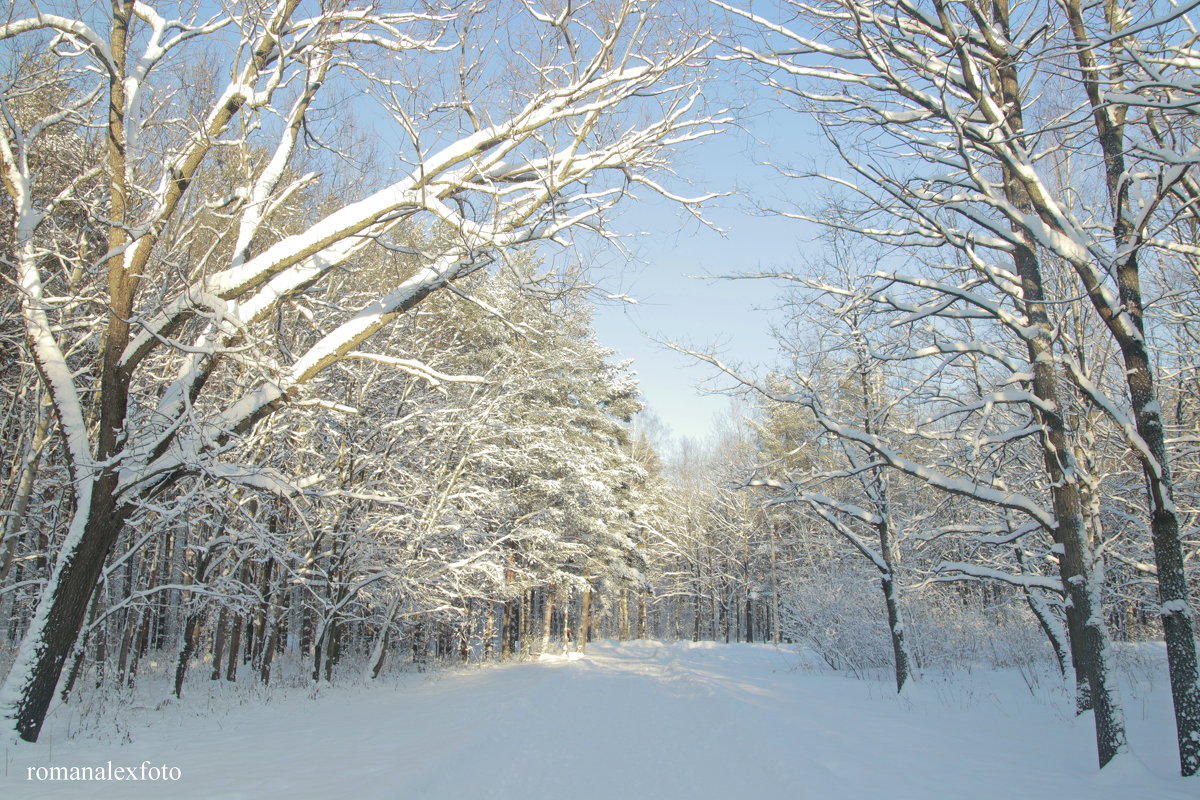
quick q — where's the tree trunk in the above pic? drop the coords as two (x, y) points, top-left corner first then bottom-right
(876, 517), (909, 693)
(579, 573), (592, 654)
(483, 606), (494, 661)
(324, 619), (340, 682)
(60, 632), (89, 704)
(769, 527), (780, 644)
(174, 611), (205, 698)
(2, 8), (141, 717)
(210, 607), (227, 681)
(259, 615), (280, 686)
(542, 587), (555, 652)
(880, 571), (909, 693)
(116, 610), (136, 687)
(637, 592), (648, 640)
(980, 0), (1127, 766)
(500, 600), (512, 660)
(619, 591), (630, 641)
(312, 621), (326, 681)
(366, 597), (402, 680)
(458, 615), (470, 664)
(559, 591), (570, 653)
(225, 613), (242, 682)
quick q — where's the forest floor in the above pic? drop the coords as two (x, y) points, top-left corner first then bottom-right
(1, 639), (1193, 799)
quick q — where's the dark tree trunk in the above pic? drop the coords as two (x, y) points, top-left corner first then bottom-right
(977, 0), (1127, 766)
(692, 577), (701, 642)
(881, 571), (909, 693)
(210, 608), (228, 681)
(225, 613), (242, 682)
(500, 601), (512, 659)
(174, 611), (205, 698)
(369, 625), (391, 679)
(483, 608), (494, 661)
(324, 620), (340, 682)
(259, 617), (280, 685)
(312, 628), (324, 682)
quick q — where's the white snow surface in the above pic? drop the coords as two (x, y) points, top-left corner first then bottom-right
(1, 640), (1191, 799)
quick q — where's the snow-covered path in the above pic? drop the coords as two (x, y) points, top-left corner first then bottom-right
(2, 640), (1192, 798)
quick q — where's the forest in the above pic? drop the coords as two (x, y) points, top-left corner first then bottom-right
(1, 0), (1198, 788)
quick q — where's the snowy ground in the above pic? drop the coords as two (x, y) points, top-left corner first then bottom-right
(1, 640), (1192, 799)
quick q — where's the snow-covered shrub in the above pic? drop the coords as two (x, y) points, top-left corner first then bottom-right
(903, 588), (1051, 672)
(778, 572), (1058, 678)
(777, 573), (894, 679)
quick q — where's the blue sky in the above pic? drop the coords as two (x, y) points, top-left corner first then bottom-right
(588, 92), (820, 446)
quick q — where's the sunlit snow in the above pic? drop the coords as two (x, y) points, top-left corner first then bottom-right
(2, 640), (1190, 799)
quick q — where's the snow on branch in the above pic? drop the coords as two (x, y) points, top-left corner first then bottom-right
(932, 562), (1063, 594)
(344, 352), (487, 388)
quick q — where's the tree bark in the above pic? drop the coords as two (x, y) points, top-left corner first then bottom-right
(210, 607), (228, 681)
(174, 611), (205, 698)
(986, 0), (1126, 765)
(323, 619), (339, 682)
(259, 616), (280, 686)
(542, 587), (555, 652)
(579, 572), (592, 654)
(225, 612), (242, 682)
(637, 592), (648, 640)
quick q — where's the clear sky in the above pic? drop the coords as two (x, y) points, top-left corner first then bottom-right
(587, 88), (821, 447)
